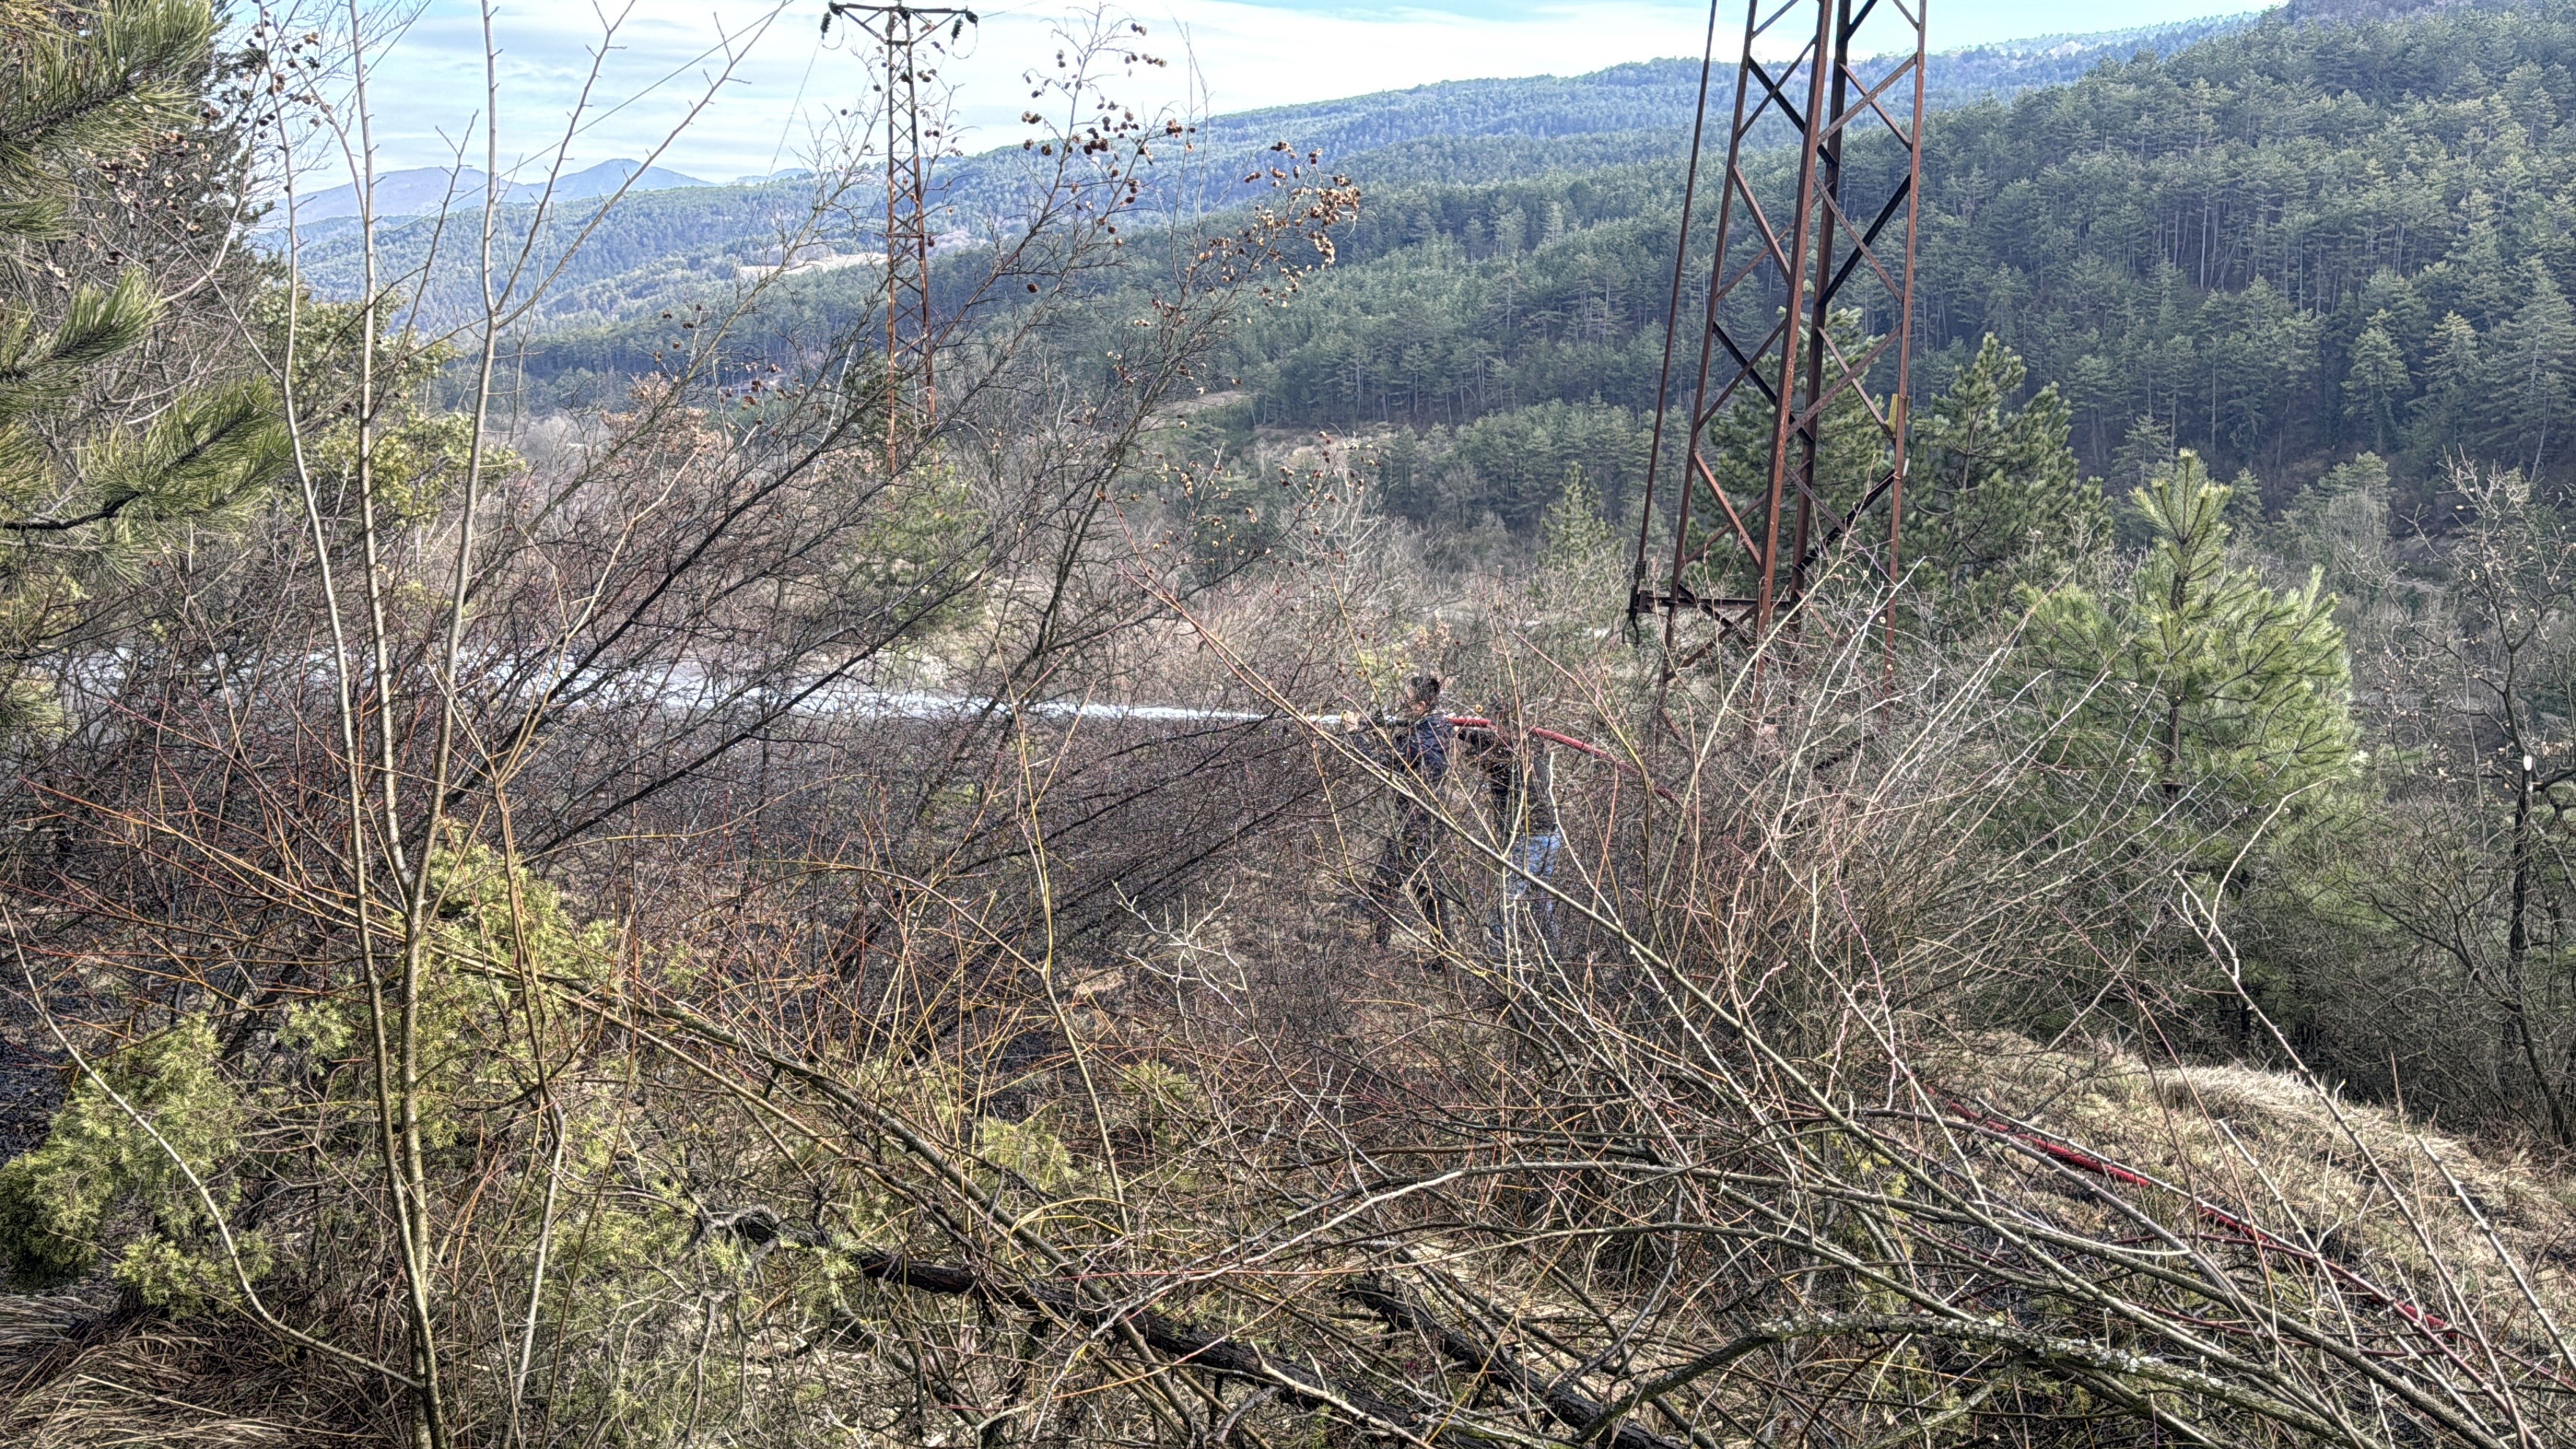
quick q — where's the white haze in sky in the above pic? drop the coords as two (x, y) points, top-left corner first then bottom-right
(297, 0), (2261, 190)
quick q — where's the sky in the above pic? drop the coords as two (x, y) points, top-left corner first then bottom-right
(302, 0), (2265, 187)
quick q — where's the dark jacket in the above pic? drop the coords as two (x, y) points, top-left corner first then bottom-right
(1458, 727), (1557, 836)
(1357, 711), (1453, 788)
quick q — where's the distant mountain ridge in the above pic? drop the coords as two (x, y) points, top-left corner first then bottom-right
(284, 159), (714, 226)
(1183, 13), (2260, 181)
(286, 13), (2262, 329)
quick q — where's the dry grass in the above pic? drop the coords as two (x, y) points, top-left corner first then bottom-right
(0, 1306), (387, 1448)
(1953, 1032), (2576, 1363)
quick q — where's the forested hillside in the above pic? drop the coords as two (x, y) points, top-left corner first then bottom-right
(1221, 0), (2576, 528)
(493, 0), (2576, 539)
(1925, 0), (2576, 508)
(297, 15), (2247, 334)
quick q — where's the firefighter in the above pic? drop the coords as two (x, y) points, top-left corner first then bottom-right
(1344, 673), (1454, 948)
(1459, 700), (1562, 956)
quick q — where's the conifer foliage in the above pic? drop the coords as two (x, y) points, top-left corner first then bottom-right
(0, 0), (281, 732)
(1906, 335), (2105, 613)
(2022, 453), (2358, 872)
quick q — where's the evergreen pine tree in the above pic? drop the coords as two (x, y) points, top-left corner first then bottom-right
(1538, 463), (1614, 579)
(2108, 415), (2179, 551)
(1907, 335), (2106, 618)
(2021, 452), (2358, 873)
(1533, 463), (1617, 640)
(2109, 414), (2177, 493)
(2276, 453), (2395, 615)
(2343, 315), (2409, 454)
(2355, 268), (2427, 353)
(2478, 263), (2576, 478)
(2410, 310), (2482, 459)
(0, 0), (282, 733)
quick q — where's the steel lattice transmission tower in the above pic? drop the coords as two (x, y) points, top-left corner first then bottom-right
(825, 3), (976, 474)
(1628, 0), (1928, 670)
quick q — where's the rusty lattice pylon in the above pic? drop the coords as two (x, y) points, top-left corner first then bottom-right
(825, 3), (976, 474)
(1628, 0), (1928, 672)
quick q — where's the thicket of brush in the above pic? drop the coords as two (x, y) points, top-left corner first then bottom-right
(7, 4), (2576, 1448)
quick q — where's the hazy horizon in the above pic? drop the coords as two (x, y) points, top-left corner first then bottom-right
(288, 0), (2264, 192)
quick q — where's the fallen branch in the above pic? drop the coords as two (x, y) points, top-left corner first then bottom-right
(1343, 1278), (1686, 1449)
(842, 1254), (1431, 1437)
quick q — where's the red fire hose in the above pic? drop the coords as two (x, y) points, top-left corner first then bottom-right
(1943, 1101), (2490, 1354)
(1437, 716), (1679, 803)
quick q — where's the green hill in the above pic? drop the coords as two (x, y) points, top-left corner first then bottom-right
(363, 0), (2576, 538)
(292, 15), (2253, 334)
(1153, 0), (2576, 529)
(512, 0), (2576, 539)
